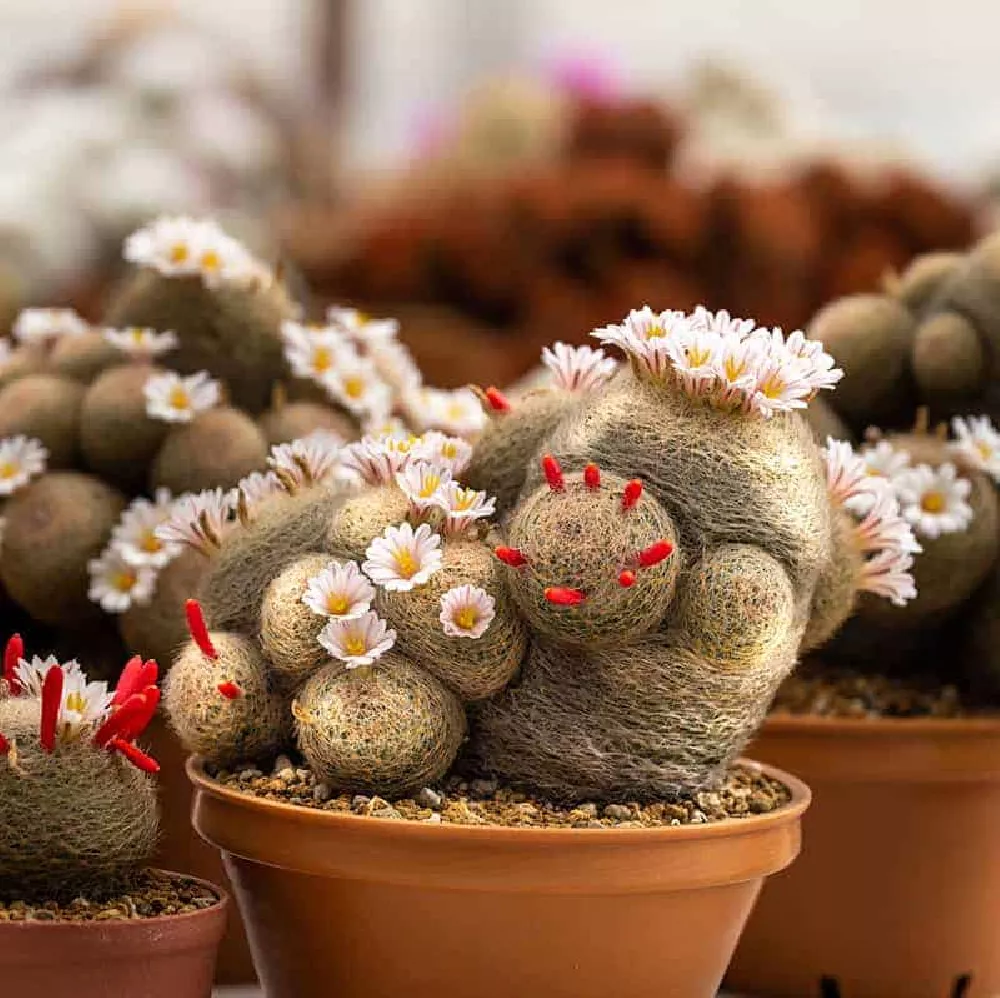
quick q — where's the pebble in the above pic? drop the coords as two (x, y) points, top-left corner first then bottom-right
(211, 761), (791, 829)
(603, 804), (632, 820)
(238, 767), (263, 782)
(416, 787), (444, 809)
(272, 755), (293, 775)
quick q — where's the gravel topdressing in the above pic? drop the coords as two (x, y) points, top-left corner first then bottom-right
(772, 666), (991, 719)
(207, 757), (792, 828)
(0, 870), (221, 922)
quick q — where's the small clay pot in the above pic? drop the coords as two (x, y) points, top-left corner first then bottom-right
(0, 871), (227, 998)
(188, 756), (809, 998)
(728, 714), (1000, 997)
(146, 714), (257, 985)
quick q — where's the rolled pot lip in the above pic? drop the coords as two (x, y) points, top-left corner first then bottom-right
(0, 870), (229, 934)
(187, 754), (810, 843)
(764, 711), (1000, 737)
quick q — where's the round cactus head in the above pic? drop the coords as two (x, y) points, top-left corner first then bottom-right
(0, 637), (161, 900)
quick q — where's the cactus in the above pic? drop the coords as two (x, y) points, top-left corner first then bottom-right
(164, 306), (921, 805)
(104, 217), (296, 414)
(0, 637), (160, 900)
(814, 418), (1000, 691)
(809, 231), (1000, 435)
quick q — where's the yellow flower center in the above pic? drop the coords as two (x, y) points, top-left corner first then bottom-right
(129, 328), (145, 342)
(169, 386), (191, 409)
(442, 442), (458, 458)
(169, 243), (189, 264)
(760, 373), (786, 400)
(418, 474), (441, 498)
(0, 461), (18, 479)
(326, 593), (350, 615)
(344, 635), (367, 656)
(393, 550), (418, 578)
(113, 569), (137, 593)
(201, 250), (221, 272)
(140, 529), (162, 554)
(355, 311), (370, 326)
(343, 376), (365, 400)
(724, 355), (746, 381)
(65, 691), (87, 714)
(645, 325), (665, 339)
(455, 607), (478, 630)
(447, 403), (466, 420)
(313, 346), (333, 373)
(687, 345), (712, 368)
(977, 441), (994, 460)
(454, 488), (476, 510)
(921, 491), (945, 514)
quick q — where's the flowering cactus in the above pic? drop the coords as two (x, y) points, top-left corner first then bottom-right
(162, 303), (922, 804)
(0, 637), (160, 899)
(815, 414), (1000, 696)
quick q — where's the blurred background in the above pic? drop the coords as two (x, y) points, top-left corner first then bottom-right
(1, 0), (997, 389)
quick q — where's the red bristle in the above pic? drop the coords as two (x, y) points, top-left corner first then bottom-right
(109, 738), (160, 774)
(621, 479), (643, 511)
(119, 687), (161, 742)
(637, 540), (675, 568)
(140, 660), (159, 688)
(618, 569), (637, 588)
(584, 463), (601, 490)
(39, 666), (63, 753)
(495, 546), (527, 568)
(112, 655), (145, 706)
(218, 682), (242, 700)
(542, 454), (564, 492)
(92, 693), (148, 747)
(544, 586), (586, 606)
(0, 733), (8, 755)
(3, 634), (23, 692)
(485, 386), (511, 413)
(185, 599), (218, 659)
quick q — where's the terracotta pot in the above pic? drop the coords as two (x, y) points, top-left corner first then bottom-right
(0, 871), (227, 998)
(728, 714), (1000, 997)
(189, 756), (809, 998)
(146, 715), (257, 984)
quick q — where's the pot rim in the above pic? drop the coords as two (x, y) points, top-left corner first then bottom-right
(0, 870), (228, 935)
(757, 712), (1000, 784)
(189, 756), (810, 893)
(187, 755), (809, 843)
(765, 712), (1000, 736)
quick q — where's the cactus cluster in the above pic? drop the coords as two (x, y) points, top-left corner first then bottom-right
(165, 304), (918, 804)
(791, 230), (1000, 704)
(0, 216), (485, 681)
(807, 231), (1000, 438)
(0, 637), (160, 900)
(810, 416), (1000, 701)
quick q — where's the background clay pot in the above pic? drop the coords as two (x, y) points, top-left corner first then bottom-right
(189, 756), (809, 998)
(727, 714), (1000, 998)
(147, 715), (257, 985)
(0, 871), (227, 998)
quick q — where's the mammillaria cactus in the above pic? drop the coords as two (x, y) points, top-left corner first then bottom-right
(0, 638), (160, 899)
(808, 415), (1000, 700)
(809, 231), (1000, 437)
(165, 305), (920, 805)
